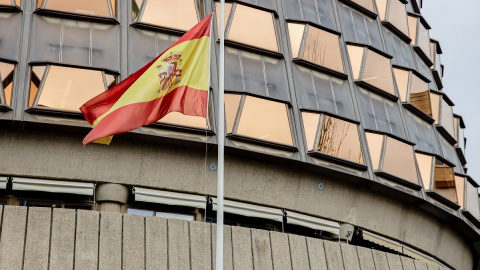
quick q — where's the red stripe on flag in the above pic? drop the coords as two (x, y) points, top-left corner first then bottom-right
(82, 86), (208, 146)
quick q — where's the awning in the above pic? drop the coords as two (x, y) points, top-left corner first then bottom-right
(132, 187), (207, 209)
(12, 178), (95, 196)
(212, 198), (284, 222)
(0, 176), (8, 190)
(362, 230), (403, 253)
(286, 211), (340, 235)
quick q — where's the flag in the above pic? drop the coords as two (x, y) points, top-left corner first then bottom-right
(80, 14), (212, 146)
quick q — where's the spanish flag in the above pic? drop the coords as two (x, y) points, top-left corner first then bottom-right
(80, 14), (212, 146)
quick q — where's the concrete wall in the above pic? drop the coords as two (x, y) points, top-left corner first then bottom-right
(0, 206), (449, 270)
(0, 128), (473, 269)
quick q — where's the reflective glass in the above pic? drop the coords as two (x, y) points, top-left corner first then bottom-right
(302, 25), (343, 73)
(387, 0), (409, 37)
(0, 62), (14, 106)
(383, 137), (418, 184)
(156, 212), (194, 221)
(407, 16), (417, 43)
(132, 0), (143, 21)
(37, 66), (105, 111)
(318, 116), (363, 164)
(375, 0), (387, 20)
(350, 0), (375, 12)
(365, 132), (383, 170)
(302, 112), (320, 150)
(465, 180), (480, 218)
(417, 22), (431, 62)
(409, 74), (431, 117)
(416, 153), (433, 189)
(430, 92), (440, 124)
(433, 164), (457, 203)
(393, 68), (409, 101)
(0, 13), (22, 61)
(383, 29), (416, 69)
(44, 0), (112, 17)
(438, 133), (463, 174)
(282, 0), (336, 30)
(347, 45), (364, 79)
(141, 0), (199, 31)
(159, 112), (208, 129)
(440, 98), (455, 138)
(128, 208), (155, 216)
(237, 96), (293, 145)
(239, 0), (277, 10)
(288, 23), (305, 58)
(37, 0), (43, 8)
(0, 0), (11, 5)
(215, 3), (232, 38)
(362, 49), (395, 95)
(404, 110), (440, 155)
(225, 94), (241, 133)
(454, 176), (465, 209)
(228, 4), (278, 52)
(29, 66), (47, 107)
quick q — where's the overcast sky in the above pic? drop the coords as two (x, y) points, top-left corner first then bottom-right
(421, 0), (480, 182)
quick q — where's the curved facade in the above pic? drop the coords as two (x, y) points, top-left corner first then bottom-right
(0, 0), (479, 269)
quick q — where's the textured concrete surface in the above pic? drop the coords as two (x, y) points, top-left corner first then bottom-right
(270, 231), (292, 270)
(356, 246), (375, 270)
(145, 216), (168, 270)
(123, 214), (145, 270)
(74, 210), (99, 270)
(231, 226), (253, 270)
(306, 237), (328, 270)
(168, 218), (190, 270)
(414, 260), (429, 270)
(289, 234), (310, 270)
(400, 256), (416, 270)
(49, 208), (76, 270)
(324, 240), (345, 270)
(98, 211), (122, 270)
(23, 207), (51, 270)
(0, 206), (27, 270)
(251, 228), (273, 270)
(96, 183), (129, 204)
(341, 243), (361, 270)
(386, 253), (403, 270)
(372, 250), (389, 270)
(1, 129), (474, 269)
(212, 224), (233, 270)
(190, 221), (212, 270)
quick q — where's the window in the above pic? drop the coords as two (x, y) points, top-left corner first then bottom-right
(455, 175), (480, 220)
(225, 94), (294, 147)
(0, 12), (22, 61)
(0, 61), (14, 106)
(453, 115), (466, 156)
(29, 65), (116, 112)
(283, 0), (336, 30)
(347, 45), (395, 96)
(20, 199), (93, 210)
(430, 92), (455, 141)
(392, 67), (432, 118)
(342, 0), (375, 14)
(414, 52), (436, 90)
(430, 40), (443, 89)
(356, 87), (405, 138)
(132, 0), (202, 31)
(225, 47), (289, 101)
(31, 16), (120, 71)
(366, 132), (419, 186)
(438, 133), (463, 174)
(0, 0), (20, 7)
(382, 28), (416, 69)
(408, 15), (432, 66)
(127, 208), (195, 221)
(36, 0), (115, 18)
(404, 110), (441, 155)
(302, 112), (364, 166)
(288, 23), (344, 74)
(292, 65), (355, 119)
(374, 0), (409, 41)
(217, 3), (278, 52)
(337, 3), (382, 49)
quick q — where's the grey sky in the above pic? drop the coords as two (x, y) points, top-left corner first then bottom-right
(421, 0), (480, 182)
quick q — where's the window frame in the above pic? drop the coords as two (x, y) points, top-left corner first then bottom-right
(35, 0), (119, 24)
(337, 0), (377, 18)
(430, 38), (443, 90)
(453, 114), (466, 166)
(408, 13), (433, 67)
(375, 0), (411, 43)
(0, 58), (16, 112)
(430, 90), (456, 145)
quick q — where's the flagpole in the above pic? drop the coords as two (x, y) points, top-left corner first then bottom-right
(216, 0), (225, 269)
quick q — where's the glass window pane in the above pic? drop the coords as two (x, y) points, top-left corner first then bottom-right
(383, 137), (418, 184)
(438, 134), (463, 174)
(0, 0), (12, 5)
(331, 77), (355, 119)
(128, 208), (154, 216)
(337, 4), (357, 43)
(347, 45), (364, 80)
(440, 98), (455, 138)
(288, 23), (305, 59)
(351, 0), (375, 12)
(416, 153), (433, 190)
(228, 4), (278, 52)
(417, 22), (431, 61)
(241, 51), (267, 96)
(465, 180), (480, 218)
(312, 71), (336, 113)
(44, 0), (112, 17)
(387, 0), (409, 37)
(20, 200), (59, 208)
(62, 20), (91, 67)
(454, 176), (465, 209)
(362, 49), (395, 95)
(225, 94), (242, 133)
(351, 11), (369, 45)
(132, 0), (143, 21)
(393, 68), (409, 101)
(158, 112), (208, 129)
(433, 164), (457, 203)
(408, 16), (417, 43)
(224, 47), (244, 92)
(302, 26), (344, 73)
(357, 87), (378, 130)
(29, 66), (46, 107)
(237, 96), (293, 145)
(318, 116), (363, 164)
(156, 212), (194, 221)
(141, 0), (199, 31)
(430, 92), (440, 124)
(0, 13), (22, 61)
(409, 74), (431, 117)
(283, 0), (336, 30)
(301, 112), (320, 151)
(0, 62), (14, 106)
(365, 15), (382, 49)
(365, 132), (383, 170)
(375, 0), (387, 19)
(404, 110), (440, 155)
(37, 66), (106, 111)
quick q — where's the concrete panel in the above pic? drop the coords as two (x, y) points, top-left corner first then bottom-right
(96, 183), (129, 204)
(145, 216), (168, 270)
(190, 221), (212, 270)
(251, 228), (273, 270)
(400, 256), (415, 270)
(270, 231), (292, 270)
(231, 226), (254, 270)
(340, 244), (360, 270)
(123, 214), (145, 270)
(23, 207), (51, 270)
(306, 238), (328, 270)
(168, 218), (191, 270)
(49, 208), (76, 270)
(356, 246), (375, 270)
(212, 224), (233, 270)
(413, 260), (428, 270)
(0, 206), (27, 270)
(372, 250), (389, 270)
(386, 253), (402, 270)
(74, 210), (99, 270)
(426, 264), (441, 270)
(324, 240), (345, 270)
(289, 234), (310, 270)
(98, 211), (123, 270)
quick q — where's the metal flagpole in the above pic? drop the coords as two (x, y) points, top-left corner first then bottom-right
(216, 1), (225, 270)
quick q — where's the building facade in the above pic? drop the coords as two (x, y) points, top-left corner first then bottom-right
(0, 0), (479, 269)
